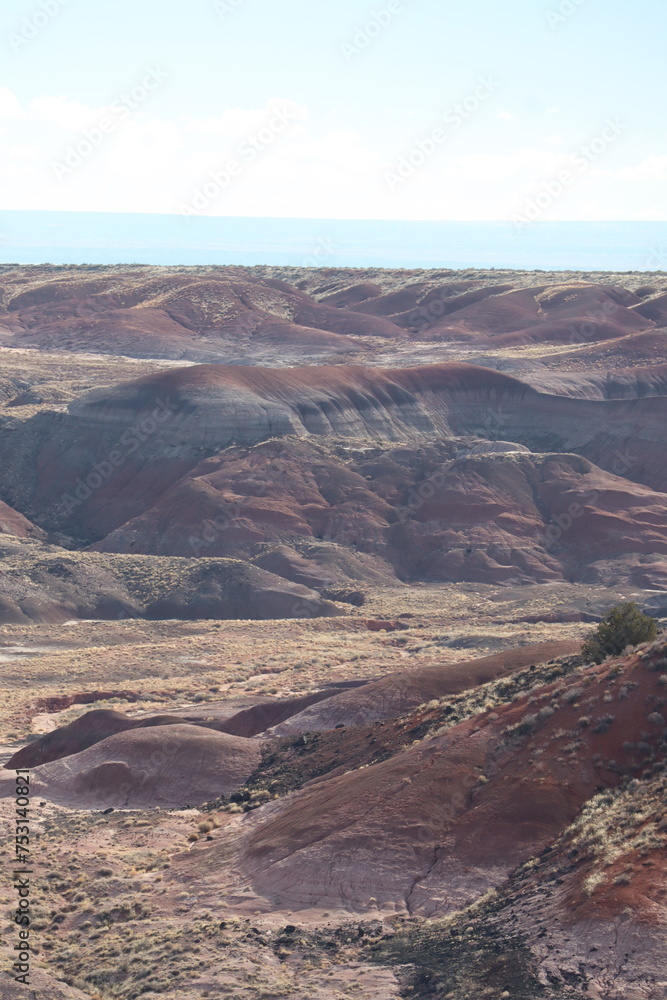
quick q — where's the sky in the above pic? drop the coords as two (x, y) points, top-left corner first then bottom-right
(0, 0), (665, 221)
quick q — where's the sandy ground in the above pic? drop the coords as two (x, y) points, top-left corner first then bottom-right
(0, 579), (642, 751)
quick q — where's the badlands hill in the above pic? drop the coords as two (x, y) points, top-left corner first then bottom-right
(10, 633), (665, 998)
(0, 358), (666, 609)
(0, 535), (339, 624)
(0, 724), (262, 809)
(1, 265), (667, 998)
(1, 265), (666, 367)
(1, 265), (667, 621)
(0, 499), (44, 540)
(214, 639), (666, 916)
(190, 638), (666, 998)
(0, 266), (405, 363)
(8, 637), (665, 902)
(7, 640), (577, 773)
(0, 637), (667, 1000)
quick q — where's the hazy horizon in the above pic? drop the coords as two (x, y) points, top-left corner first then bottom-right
(2, 211), (666, 270)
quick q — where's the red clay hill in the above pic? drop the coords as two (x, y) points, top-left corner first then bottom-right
(7, 640), (577, 772)
(177, 637), (667, 919)
(3, 268), (664, 362)
(0, 268), (405, 362)
(1, 360), (667, 591)
(0, 724), (262, 809)
(0, 500), (44, 540)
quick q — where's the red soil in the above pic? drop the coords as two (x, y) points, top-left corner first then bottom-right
(0, 500), (45, 539)
(4, 724), (262, 809)
(91, 440), (667, 588)
(268, 639), (582, 735)
(4, 272), (405, 361)
(208, 642), (667, 914)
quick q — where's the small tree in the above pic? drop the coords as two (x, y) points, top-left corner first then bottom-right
(581, 602), (658, 664)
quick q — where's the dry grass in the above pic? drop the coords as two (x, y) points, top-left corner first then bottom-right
(0, 580), (613, 749)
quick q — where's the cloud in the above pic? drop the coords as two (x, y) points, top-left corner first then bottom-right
(0, 89), (663, 222)
(186, 99), (308, 138)
(612, 155), (667, 181)
(438, 148), (565, 181)
(0, 87), (26, 120)
(30, 94), (97, 130)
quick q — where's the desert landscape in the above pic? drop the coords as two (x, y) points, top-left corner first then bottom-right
(1, 264), (666, 999)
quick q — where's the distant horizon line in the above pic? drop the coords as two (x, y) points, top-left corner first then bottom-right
(1, 210), (665, 226)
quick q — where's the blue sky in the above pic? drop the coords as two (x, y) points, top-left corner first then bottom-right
(1, 0), (665, 220)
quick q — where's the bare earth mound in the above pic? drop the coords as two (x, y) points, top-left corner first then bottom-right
(7, 686), (349, 768)
(1, 266), (667, 999)
(268, 639), (581, 734)
(4, 724), (262, 809)
(176, 640), (667, 919)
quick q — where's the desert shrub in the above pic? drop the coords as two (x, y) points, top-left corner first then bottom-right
(516, 712), (538, 734)
(581, 603), (658, 664)
(503, 712), (539, 741)
(592, 714), (616, 734)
